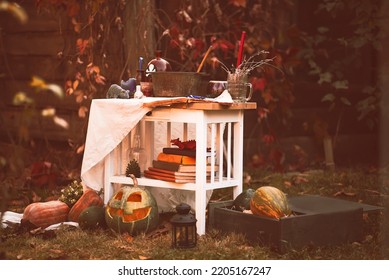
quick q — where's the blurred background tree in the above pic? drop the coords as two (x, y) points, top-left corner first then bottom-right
(0, 0), (385, 174)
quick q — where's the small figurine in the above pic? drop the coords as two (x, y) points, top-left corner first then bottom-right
(106, 84), (130, 99)
(120, 78), (137, 92)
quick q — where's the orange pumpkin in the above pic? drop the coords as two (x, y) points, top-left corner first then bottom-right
(68, 188), (103, 222)
(22, 200), (70, 228)
(250, 186), (291, 219)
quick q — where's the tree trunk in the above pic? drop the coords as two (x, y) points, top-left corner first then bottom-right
(124, 0), (156, 78)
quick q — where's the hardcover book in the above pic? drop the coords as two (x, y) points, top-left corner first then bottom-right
(148, 167), (214, 177)
(144, 169), (196, 183)
(151, 160), (219, 173)
(162, 147), (196, 157)
(156, 153), (196, 165)
(161, 147), (215, 158)
(144, 167), (215, 183)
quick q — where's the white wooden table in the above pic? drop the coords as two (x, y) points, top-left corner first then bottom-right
(103, 101), (256, 235)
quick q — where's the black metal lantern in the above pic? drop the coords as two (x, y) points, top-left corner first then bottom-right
(170, 203), (197, 249)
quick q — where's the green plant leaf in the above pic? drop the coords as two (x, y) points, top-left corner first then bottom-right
(46, 84), (64, 99)
(0, 2), (28, 24)
(13, 92), (33, 105)
(318, 72), (332, 84)
(332, 80), (349, 90)
(362, 86), (375, 95)
(340, 97), (351, 106)
(317, 26), (329, 34)
(321, 93), (335, 103)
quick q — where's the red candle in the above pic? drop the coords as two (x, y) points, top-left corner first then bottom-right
(236, 31), (246, 68)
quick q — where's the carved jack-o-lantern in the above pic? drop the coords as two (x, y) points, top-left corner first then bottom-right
(105, 175), (159, 235)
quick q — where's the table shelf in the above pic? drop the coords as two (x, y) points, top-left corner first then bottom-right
(109, 175), (241, 191)
(103, 102), (256, 235)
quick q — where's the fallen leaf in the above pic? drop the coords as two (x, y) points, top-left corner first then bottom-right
(121, 233), (134, 243)
(146, 221), (171, 239)
(343, 192), (356, 197)
(333, 190), (356, 197)
(363, 235), (373, 243)
(284, 181), (292, 188)
(139, 255), (150, 260)
(365, 189), (381, 195)
(49, 249), (64, 255)
(292, 176), (309, 184)
(31, 191), (41, 203)
(48, 248), (67, 260)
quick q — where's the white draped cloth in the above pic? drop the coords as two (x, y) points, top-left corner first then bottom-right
(80, 98), (151, 192)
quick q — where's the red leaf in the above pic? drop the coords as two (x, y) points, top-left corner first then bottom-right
(95, 74), (106, 85)
(30, 161), (58, 189)
(262, 134), (275, 145)
(250, 153), (266, 168)
(212, 39), (235, 57)
(261, 89), (274, 104)
(251, 77), (266, 92)
(257, 107), (269, 120)
(66, 2), (80, 17)
(78, 106), (88, 118)
(76, 38), (89, 55)
(229, 0), (247, 8)
(169, 39), (180, 49)
(268, 148), (285, 172)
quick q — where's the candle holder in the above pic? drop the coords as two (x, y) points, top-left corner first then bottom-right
(170, 203), (197, 249)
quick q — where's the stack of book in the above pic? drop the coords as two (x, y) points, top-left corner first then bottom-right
(144, 147), (218, 183)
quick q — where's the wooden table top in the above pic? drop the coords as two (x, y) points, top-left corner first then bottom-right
(142, 97), (257, 110)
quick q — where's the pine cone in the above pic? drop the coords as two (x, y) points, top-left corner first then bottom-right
(125, 159), (141, 178)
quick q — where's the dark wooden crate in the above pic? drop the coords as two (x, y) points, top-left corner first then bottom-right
(208, 195), (381, 252)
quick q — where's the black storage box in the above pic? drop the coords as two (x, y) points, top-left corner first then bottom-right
(208, 195), (382, 252)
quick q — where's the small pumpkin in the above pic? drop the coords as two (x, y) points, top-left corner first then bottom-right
(105, 174), (159, 235)
(233, 188), (255, 211)
(78, 206), (106, 230)
(68, 188), (103, 222)
(22, 200), (70, 229)
(250, 186), (291, 219)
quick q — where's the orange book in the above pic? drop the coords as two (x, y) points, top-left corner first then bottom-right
(156, 153), (196, 165)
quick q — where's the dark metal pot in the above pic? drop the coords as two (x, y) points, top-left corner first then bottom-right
(151, 72), (210, 97)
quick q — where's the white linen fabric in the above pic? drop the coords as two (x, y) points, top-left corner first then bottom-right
(80, 98), (151, 192)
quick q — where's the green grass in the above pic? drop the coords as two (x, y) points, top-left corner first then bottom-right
(1, 166), (387, 260)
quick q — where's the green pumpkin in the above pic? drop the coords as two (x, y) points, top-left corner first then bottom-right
(233, 188), (255, 211)
(105, 175), (159, 235)
(250, 186), (291, 219)
(78, 205), (106, 230)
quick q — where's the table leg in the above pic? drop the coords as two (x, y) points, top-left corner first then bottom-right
(104, 151), (114, 204)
